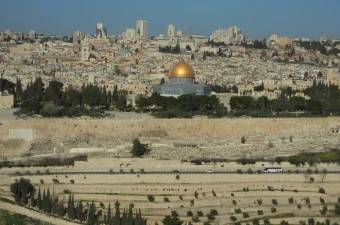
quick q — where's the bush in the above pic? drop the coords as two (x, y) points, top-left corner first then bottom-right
(319, 187), (325, 194)
(247, 168), (253, 174)
(257, 210), (263, 215)
(187, 210), (193, 217)
(179, 196), (183, 200)
(192, 215), (200, 222)
(320, 197), (325, 204)
(309, 177), (314, 183)
(100, 202), (105, 208)
(230, 215), (237, 221)
(272, 199), (278, 205)
(271, 207), (277, 213)
(243, 187), (249, 192)
(241, 136), (246, 144)
(206, 213), (215, 220)
(212, 190), (216, 197)
(109, 169), (114, 174)
(63, 189), (71, 194)
(197, 210), (204, 216)
(253, 218), (260, 225)
(257, 169), (262, 174)
(176, 175), (180, 180)
(147, 195), (155, 202)
(40, 179), (44, 184)
(130, 168), (134, 173)
(210, 209), (218, 216)
(288, 197), (294, 204)
(257, 199), (262, 205)
(164, 197), (170, 202)
(140, 168), (145, 173)
(234, 208), (242, 214)
(171, 210), (178, 217)
(232, 200), (237, 205)
(237, 169), (243, 174)
(242, 212), (249, 218)
(293, 189), (298, 193)
(268, 186), (274, 191)
(194, 191), (198, 199)
(70, 179), (74, 184)
(297, 204), (301, 210)
(305, 197), (310, 204)
(190, 199), (194, 206)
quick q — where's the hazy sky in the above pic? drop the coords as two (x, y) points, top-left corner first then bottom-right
(1, 0), (339, 39)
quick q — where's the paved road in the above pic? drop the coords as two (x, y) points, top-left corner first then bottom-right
(8, 171), (340, 176)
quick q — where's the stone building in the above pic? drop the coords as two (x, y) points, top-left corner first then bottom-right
(0, 91), (14, 108)
(153, 61), (211, 97)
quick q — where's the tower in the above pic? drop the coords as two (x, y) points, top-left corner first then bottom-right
(81, 44), (90, 62)
(96, 23), (107, 39)
(136, 20), (148, 39)
(167, 24), (175, 38)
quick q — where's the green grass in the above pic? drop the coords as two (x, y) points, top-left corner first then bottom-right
(0, 208), (54, 225)
(0, 197), (15, 204)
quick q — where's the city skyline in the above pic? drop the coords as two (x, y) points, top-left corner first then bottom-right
(1, 0), (340, 39)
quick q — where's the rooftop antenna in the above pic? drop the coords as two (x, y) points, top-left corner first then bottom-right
(184, 20), (187, 36)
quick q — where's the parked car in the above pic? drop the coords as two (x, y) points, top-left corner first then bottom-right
(172, 170), (180, 173)
(206, 170), (214, 173)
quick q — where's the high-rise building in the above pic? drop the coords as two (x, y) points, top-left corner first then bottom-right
(29, 30), (36, 40)
(96, 23), (107, 39)
(136, 20), (148, 39)
(123, 28), (136, 41)
(167, 24), (175, 38)
(210, 26), (244, 44)
(73, 30), (85, 43)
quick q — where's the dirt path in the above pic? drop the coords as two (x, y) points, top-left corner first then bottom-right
(0, 202), (79, 225)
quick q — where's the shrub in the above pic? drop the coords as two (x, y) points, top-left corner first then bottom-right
(234, 208), (242, 214)
(257, 199), (262, 205)
(120, 169), (124, 173)
(164, 197), (170, 202)
(264, 219), (271, 225)
(309, 177), (314, 183)
(271, 207), (277, 213)
(257, 169), (262, 174)
(293, 189), (298, 193)
(130, 168), (134, 173)
(100, 202), (105, 208)
(297, 204), (301, 210)
(241, 136), (246, 144)
(179, 196), (183, 200)
(206, 213), (215, 220)
(230, 215), (237, 221)
(267, 186), (274, 191)
(171, 210), (178, 217)
(319, 187), (325, 194)
(109, 169), (113, 174)
(320, 205), (327, 215)
(232, 200), (237, 205)
(210, 209), (218, 216)
(320, 197), (325, 204)
(194, 191), (198, 199)
(45, 169), (50, 173)
(257, 210), (263, 215)
(280, 220), (289, 225)
(190, 199), (194, 206)
(203, 222), (210, 225)
(247, 168), (253, 174)
(272, 199), (278, 205)
(335, 204), (340, 215)
(176, 175), (180, 180)
(237, 169), (243, 174)
(70, 179), (74, 184)
(242, 212), (249, 218)
(192, 215), (200, 222)
(63, 189), (71, 194)
(281, 188), (284, 192)
(243, 187), (249, 192)
(184, 189), (187, 192)
(187, 210), (193, 217)
(308, 218), (315, 225)
(268, 141), (274, 148)
(197, 210), (204, 216)
(52, 178), (59, 184)
(212, 190), (216, 197)
(288, 197), (294, 204)
(147, 195), (155, 202)
(253, 218), (260, 225)
(305, 197), (310, 204)
(140, 168), (145, 173)
(40, 179), (44, 184)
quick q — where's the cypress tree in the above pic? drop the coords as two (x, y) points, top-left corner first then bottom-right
(121, 208), (127, 225)
(114, 200), (121, 225)
(87, 201), (96, 225)
(107, 203), (112, 225)
(77, 201), (85, 222)
(69, 194), (75, 220)
(42, 188), (46, 211)
(127, 203), (134, 225)
(46, 187), (51, 212)
(37, 187), (42, 210)
(30, 191), (36, 207)
(113, 85), (118, 102)
(67, 193), (72, 218)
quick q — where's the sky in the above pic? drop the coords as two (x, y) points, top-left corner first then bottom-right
(1, 0), (340, 40)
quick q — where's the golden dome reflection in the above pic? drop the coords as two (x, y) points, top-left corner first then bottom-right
(169, 61), (195, 78)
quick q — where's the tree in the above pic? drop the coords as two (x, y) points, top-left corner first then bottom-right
(77, 201), (86, 222)
(88, 201), (96, 225)
(186, 45), (192, 51)
(114, 200), (121, 225)
(203, 52), (206, 60)
(107, 203), (112, 225)
(116, 95), (127, 111)
(162, 215), (183, 225)
(131, 138), (148, 157)
(160, 78), (165, 85)
(10, 178), (36, 206)
(37, 187), (42, 210)
(191, 53), (194, 60)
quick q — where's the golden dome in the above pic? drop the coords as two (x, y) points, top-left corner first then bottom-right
(169, 61), (195, 78)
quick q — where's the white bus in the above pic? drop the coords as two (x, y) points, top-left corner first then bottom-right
(264, 166), (283, 173)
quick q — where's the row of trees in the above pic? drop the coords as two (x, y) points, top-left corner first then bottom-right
(10, 178), (147, 225)
(158, 45), (180, 54)
(16, 77), (123, 117)
(135, 93), (227, 118)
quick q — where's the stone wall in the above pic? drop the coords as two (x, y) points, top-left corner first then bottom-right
(1, 117), (340, 158)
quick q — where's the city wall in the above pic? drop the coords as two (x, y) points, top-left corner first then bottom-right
(0, 117), (340, 157)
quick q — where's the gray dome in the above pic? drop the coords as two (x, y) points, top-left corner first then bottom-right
(117, 48), (133, 56)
